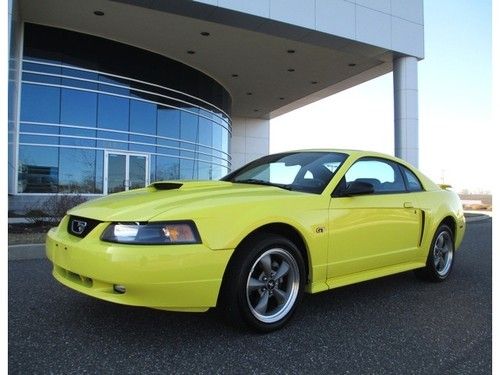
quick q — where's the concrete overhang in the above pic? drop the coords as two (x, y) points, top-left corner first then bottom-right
(18, 0), (405, 119)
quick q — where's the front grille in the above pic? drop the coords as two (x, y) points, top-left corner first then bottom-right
(67, 215), (101, 238)
(55, 266), (93, 287)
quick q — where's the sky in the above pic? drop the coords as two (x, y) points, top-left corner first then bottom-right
(270, 0), (492, 194)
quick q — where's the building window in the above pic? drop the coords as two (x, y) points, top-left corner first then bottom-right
(15, 23), (232, 195)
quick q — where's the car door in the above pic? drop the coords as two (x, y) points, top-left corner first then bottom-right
(327, 157), (423, 279)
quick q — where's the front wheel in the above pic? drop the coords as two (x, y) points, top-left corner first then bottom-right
(415, 224), (455, 281)
(219, 234), (306, 332)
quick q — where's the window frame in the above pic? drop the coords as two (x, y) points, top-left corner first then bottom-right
(332, 156), (422, 197)
(397, 164), (425, 193)
(221, 151), (349, 195)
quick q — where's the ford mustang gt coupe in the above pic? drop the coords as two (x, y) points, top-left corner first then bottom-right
(46, 150), (465, 331)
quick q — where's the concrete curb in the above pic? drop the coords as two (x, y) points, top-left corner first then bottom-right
(8, 244), (46, 261)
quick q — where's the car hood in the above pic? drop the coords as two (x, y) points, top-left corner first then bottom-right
(67, 180), (298, 222)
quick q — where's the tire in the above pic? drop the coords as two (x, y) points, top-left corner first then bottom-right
(218, 234), (306, 332)
(415, 224), (455, 282)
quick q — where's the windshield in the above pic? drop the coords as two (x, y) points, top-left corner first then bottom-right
(221, 152), (348, 194)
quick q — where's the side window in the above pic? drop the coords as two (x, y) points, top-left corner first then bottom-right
(401, 165), (423, 192)
(344, 158), (406, 193)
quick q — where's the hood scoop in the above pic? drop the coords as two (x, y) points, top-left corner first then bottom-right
(149, 180), (232, 191)
(150, 182), (183, 190)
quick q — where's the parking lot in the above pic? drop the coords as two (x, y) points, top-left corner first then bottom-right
(9, 219), (491, 374)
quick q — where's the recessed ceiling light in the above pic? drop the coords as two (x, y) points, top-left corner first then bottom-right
(200, 31), (210, 36)
(348, 63), (356, 67)
(231, 74), (239, 78)
(246, 92), (252, 96)
(287, 68), (295, 72)
(311, 81), (318, 84)
(287, 49), (296, 54)
(93, 10), (104, 16)
(187, 50), (196, 55)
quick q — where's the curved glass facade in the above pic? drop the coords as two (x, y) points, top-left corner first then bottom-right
(17, 24), (231, 194)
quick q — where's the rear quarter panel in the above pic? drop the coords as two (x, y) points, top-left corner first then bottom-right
(416, 189), (465, 262)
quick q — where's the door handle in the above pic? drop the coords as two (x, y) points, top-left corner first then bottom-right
(403, 202), (414, 208)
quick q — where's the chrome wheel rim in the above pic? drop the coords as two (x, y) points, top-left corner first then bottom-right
(433, 231), (453, 276)
(246, 248), (300, 324)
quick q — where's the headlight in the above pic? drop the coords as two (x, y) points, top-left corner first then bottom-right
(101, 221), (201, 245)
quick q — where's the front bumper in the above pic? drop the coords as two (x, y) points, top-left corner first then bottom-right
(46, 217), (233, 312)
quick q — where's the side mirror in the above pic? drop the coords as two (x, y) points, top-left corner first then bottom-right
(339, 181), (374, 197)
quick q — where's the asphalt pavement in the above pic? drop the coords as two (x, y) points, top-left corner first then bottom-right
(9, 219), (491, 374)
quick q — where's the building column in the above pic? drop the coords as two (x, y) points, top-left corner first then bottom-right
(393, 56), (419, 167)
(230, 117), (270, 171)
(8, 0), (22, 195)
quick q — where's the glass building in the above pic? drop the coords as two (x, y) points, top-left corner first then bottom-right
(9, 1), (424, 214)
(14, 23), (231, 197)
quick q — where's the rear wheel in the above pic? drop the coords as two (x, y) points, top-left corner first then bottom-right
(219, 234), (305, 332)
(415, 224), (454, 281)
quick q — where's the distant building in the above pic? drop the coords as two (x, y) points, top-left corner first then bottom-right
(8, 0), (424, 211)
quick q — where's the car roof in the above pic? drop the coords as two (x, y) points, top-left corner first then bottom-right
(285, 149), (405, 163)
(284, 149), (440, 191)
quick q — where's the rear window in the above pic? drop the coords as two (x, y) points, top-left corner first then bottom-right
(401, 166), (423, 192)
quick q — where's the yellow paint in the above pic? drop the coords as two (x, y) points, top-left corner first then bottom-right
(46, 150), (465, 312)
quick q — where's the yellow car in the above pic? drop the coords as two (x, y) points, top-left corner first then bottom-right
(46, 150), (465, 331)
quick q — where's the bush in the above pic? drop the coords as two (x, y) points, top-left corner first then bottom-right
(25, 209), (48, 225)
(42, 195), (88, 224)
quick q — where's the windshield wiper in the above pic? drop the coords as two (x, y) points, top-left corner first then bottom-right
(233, 179), (293, 191)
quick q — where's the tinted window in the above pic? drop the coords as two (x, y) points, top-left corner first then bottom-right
(16, 23), (232, 194)
(401, 165), (423, 192)
(157, 108), (180, 138)
(180, 111), (199, 144)
(20, 84), (60, 123)
(345, 158), (406, 193)
(98, 94), (129, 131)
(222, 152), (348, 194)
(130, 101), (156, 135)
(156, 156), (179, 180)
(59, 148), (96, 193)
(180, 156), (196, 179)
(18, 145), (59, 193)
(198, 160), (213, 180)
(198, 117), (213, 147)
(23, 23), (231, 113)
(61, 89), (97, 126)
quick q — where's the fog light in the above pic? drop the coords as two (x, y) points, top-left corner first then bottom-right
(113, 284), (126, 294)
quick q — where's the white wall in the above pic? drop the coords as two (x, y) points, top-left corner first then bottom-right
(231, 117), (270, 170)
(194, 0), (424, 58)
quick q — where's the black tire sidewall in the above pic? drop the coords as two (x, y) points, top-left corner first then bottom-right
(235, 234), (306, 332)
(426, 224), (455, 281)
